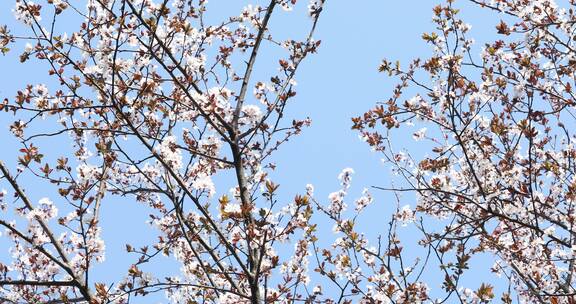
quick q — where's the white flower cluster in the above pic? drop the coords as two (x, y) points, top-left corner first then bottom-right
(13, 1), (40, 25)
(26, 198), (58, 221)
(395, 205), (415, 226)
(157, 135), (183, 170)
(307, 0), (323, 16)
(240, 104), (263, 126)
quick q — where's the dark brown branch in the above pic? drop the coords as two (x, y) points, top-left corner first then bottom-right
(0, 280), (76, 287)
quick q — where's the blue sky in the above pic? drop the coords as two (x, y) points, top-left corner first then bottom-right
(0, 0), (509, 302)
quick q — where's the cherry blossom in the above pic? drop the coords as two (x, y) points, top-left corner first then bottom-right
(3, 0), (575, 302)
(352, 0), (576, 302)
(0, 0), (326, 302)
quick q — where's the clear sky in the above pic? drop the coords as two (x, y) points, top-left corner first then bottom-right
(0, 0), (508, 302)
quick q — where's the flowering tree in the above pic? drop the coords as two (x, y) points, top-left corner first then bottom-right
(0, 0), (326, 302)
(3, 0), (576, 303)
(352, 0), (576, 303)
